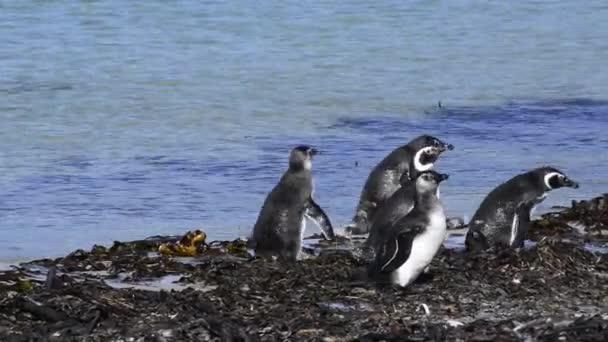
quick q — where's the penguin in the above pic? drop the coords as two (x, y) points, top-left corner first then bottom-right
(346, 135), (453, 235)
(367, 170), (449, 287)
(252, 145), (335, 262)
(361, 180), (420, 261)
(465, 166), (579, 252)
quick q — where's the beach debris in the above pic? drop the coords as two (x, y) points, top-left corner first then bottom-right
(419, 303), (431, 316)
(15, 279), (34, 293)
(530, 193), (608, 242)
(445, 319), (464, 327)
(1, 194), (608, 340)
(158, 230), (207, 257)
(206, 238), (250, 258)
(446, 216), (466, 230)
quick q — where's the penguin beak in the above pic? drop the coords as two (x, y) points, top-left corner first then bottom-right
(309, 148), (318, 157)
(438, 141), (454, 152)
(563, 177), (579, 189)
(437, 173), (449, 183)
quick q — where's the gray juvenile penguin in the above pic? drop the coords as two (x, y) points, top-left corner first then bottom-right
(465, 166), (579, 252)
(346, 135), (453, 235)
(252, 145), (335, 261)
(367, 170), (449, 287)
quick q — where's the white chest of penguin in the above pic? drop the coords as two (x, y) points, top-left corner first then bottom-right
(300, 217), (307, 241)
(393, 210), (447, 286)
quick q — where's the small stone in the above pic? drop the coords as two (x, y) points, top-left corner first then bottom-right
(296, 328), (324, 337)
(446, 319), (464, 327)
(159, 329), (173, 337)
(447, 217), (465, 229)
(351, 287), (376, 296)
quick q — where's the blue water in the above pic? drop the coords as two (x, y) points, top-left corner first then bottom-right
(1, 1), (608, 259)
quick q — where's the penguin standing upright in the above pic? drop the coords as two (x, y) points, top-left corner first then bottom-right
(367, 170), (449, 287)
(252, 145), (335, 261)
(347, 135), (453, 235)
(362, 180), (420, 261)
(465, 166), (579, 251)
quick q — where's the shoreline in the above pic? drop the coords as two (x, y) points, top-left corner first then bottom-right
(1, 195), (607, 341)
(0, 209), (564, 263)
(0, 262), (19, 272)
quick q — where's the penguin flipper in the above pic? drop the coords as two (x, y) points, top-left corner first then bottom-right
(509, 212), (520, 247)
(372, 226), (421, 274)
(305, 198), (336, 240)
(511, 202), (534, 248)
(399, 170), (412, 185)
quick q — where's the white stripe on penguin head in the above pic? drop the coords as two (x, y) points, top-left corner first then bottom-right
(543, 172), (563, 190)
(414, 146), (435, 172)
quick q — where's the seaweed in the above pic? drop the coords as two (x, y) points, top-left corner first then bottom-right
(1, 199), (607, 341)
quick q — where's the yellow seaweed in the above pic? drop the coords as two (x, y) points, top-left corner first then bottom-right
(158, 230), (207, 257)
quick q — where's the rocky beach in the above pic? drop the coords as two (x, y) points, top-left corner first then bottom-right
(1, 194), (607, 342)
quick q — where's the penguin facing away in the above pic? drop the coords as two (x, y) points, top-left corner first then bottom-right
(465, 166), (579, 252)
(347, 135), (453, 235)
(252, 145), (335, 262)
(367, 170), (449, 287)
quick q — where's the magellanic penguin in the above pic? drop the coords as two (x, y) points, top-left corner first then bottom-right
(465, 166), (579, 252)
(361, 180), (421, 261)
(367, 170), (449, 287)
(346, 135), (453, 235)
(252, 145), (335, 262)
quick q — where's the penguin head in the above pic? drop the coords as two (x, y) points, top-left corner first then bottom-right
(415, 170), (449, 193)
(289, 145), (318, 170)
(535, 167), (579, 191)
(409, 135), (454, 173)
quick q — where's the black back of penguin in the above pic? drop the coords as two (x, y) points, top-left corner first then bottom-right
(466, 166), (579, 251)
